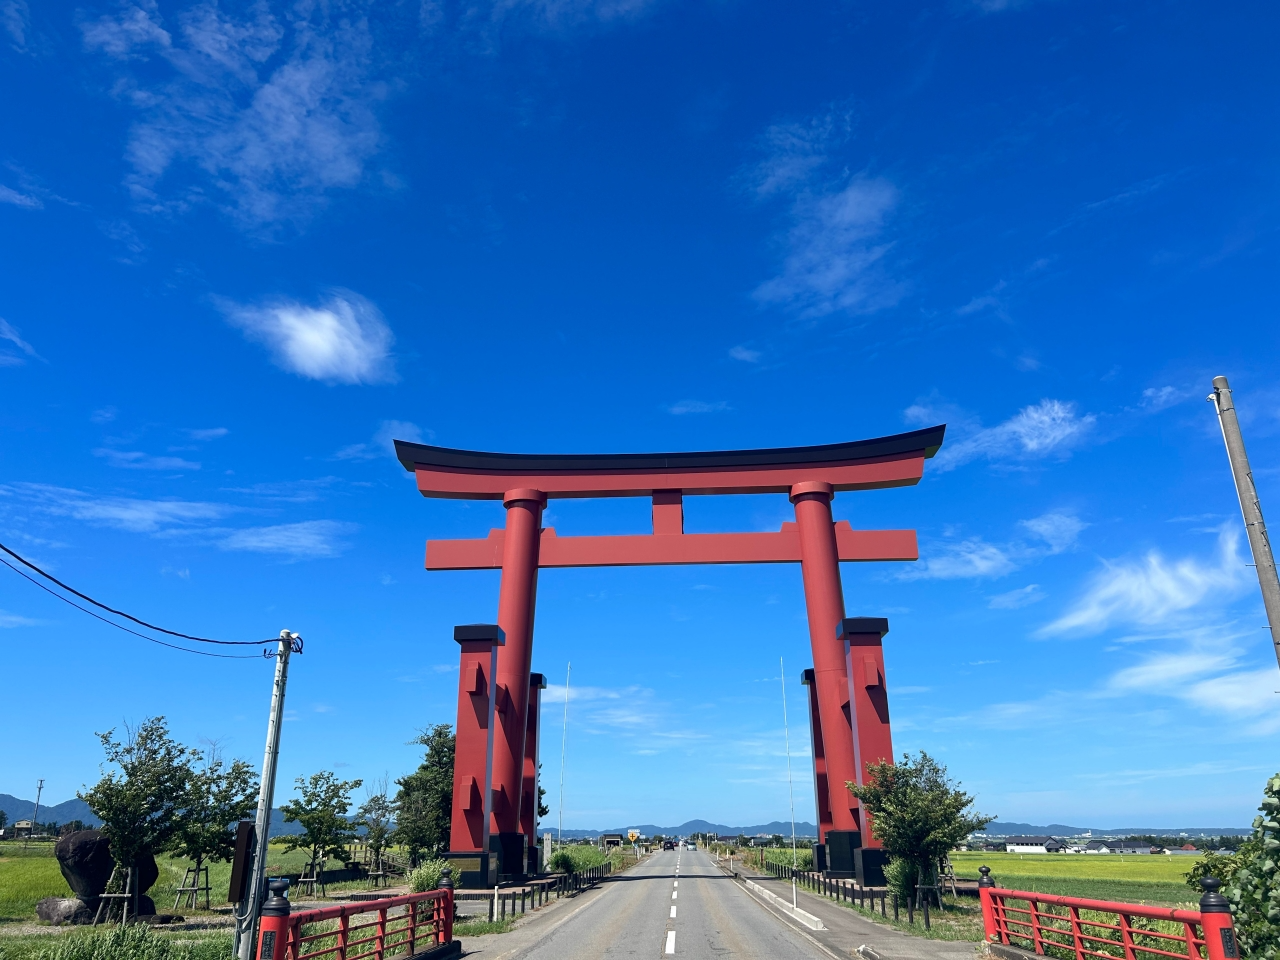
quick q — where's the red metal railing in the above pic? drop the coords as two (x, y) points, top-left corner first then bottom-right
(979, 874), (1238, 960)
(282, 889), (454, 960)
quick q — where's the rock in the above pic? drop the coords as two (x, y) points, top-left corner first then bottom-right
(135, 895), (157, 917)
(36, 897), (94, 925)
(54, 830), (160, 904)
(56, 831), (113, 902)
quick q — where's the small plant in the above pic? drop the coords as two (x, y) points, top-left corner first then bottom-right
(408, 858), (448, 892)
(884, 856), (915, 903)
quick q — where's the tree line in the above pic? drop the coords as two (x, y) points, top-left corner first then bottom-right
(75, 717), (459, 892)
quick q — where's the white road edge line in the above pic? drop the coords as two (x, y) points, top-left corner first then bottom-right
(665, 931), (676, 955)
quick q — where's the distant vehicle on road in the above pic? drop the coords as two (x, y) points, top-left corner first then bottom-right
(663, 841), (675, 850)
(686, 843), (696, 850)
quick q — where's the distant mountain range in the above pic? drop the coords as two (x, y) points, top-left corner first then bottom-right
(978, 821), (1252, 837)
(0, 794), (305, 838)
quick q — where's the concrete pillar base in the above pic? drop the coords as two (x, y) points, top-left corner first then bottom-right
(441, 851), (496, 889)
(490, 832), (528, 883)
(825, 830), (861, 879)
(855, 848), (889, 887)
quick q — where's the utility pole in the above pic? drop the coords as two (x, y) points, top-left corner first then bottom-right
(780, 658), (798, 909)
(24, 779), (44, 851)
(557, 661), (570, 852)
(1210, 377), (1280, 670)
(235, 630), (298, 960)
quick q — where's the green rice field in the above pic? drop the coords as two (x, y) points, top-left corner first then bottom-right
(950, 851), (1203, 905)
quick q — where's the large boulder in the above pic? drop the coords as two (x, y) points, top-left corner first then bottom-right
(56, 831), (113, 902)
(55, 830), (161, 904)
(36, 897), (93, 925)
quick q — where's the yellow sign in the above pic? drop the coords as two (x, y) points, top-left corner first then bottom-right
(627, 830), (640, 842)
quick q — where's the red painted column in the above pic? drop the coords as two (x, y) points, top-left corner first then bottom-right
(521, 673), (546, 875)
(447, 625), (503, 885)
(799, 669), (833, 844)
(838, 618), (893, 844)
(490, 488), (545, 876)
(791, 481), (859, 838)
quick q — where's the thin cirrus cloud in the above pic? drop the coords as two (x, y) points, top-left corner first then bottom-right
(746, 105), (905, 319)
(0, 482), (230, 533)
(911, 398), (1096, 472)
(335, 420), (428, 460)
(0, 317), (39, 366)
(1038, 525), (1248, 637)
(80, 0), (385, 228)
(667, 400), (730, 415)
(904, 510), (1085, 581)
(728, 345), (762, 363)
(217, 520), (356, 559)
(219, 290), (397, 385)
(989, 584), (1045, 609)
(94, 448), (201, 471)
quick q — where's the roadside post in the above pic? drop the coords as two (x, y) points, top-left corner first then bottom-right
(254, 879), (291, 960)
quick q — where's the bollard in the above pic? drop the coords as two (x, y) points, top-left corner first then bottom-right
(255, 879), (290, 960)
(1200, 878), (1239, 960)
(923, 896), (930, 930)
(908, 897), (914, 925)
(893, 893), (899, 921)
(881, 891), (887, 917)
(437, 867), (454, 944)
(978, 866), (997, 943)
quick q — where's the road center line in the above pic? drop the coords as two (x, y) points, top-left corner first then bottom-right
(671, 890), (678, 900)
(670, 905), (677, 918)
(673, 880), (678, 887)
(665, 931), (676, 955)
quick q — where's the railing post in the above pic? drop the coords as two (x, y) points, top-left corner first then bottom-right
(255, 879), (291, 960)
(337, 913), (350, 960)
(1031, 898), (1044, 955)
(406, 897), (417, 953)
(1119, 912), (1136, 960)
(1069, 906), (1083, 960)
(979, 866), (998, 944)
(440, 866), (455, 945)
(1200, 878), (1239, 960)
(375, 907), (387, 960)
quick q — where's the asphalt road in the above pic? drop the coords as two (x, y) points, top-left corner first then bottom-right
(507, 847), (827, 960)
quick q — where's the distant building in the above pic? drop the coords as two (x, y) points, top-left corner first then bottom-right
(601, 834), (624, 849)
(1083, 840), (1155, 854)
(12, 820), (33, 838)
(1005, 836), (1065, 853)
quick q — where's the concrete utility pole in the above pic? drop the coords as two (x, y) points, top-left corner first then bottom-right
(1210, 376), (1280, 669)
(24, 779), (44, 851)
(235, 631), (297, 960)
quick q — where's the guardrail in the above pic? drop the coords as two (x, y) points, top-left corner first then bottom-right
(484, 862), (616, 921)
(979, 868), (1239, 960)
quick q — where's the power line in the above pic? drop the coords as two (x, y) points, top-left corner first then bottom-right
(0, 540), (271, 646)
(0, 554), (269, 660)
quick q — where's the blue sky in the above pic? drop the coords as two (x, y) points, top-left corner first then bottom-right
(2, 0), (1279, 832)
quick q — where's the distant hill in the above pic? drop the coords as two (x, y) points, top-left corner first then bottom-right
(0, 794), (305, 838)
(551, 819), (819, 839)
(979, 821), (1251, 837)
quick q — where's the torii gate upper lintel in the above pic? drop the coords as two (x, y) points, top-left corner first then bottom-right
(396, 424), (945, 887)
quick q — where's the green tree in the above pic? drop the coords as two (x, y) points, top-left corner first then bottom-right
(279, 772), (363, 879)
(170, 747), (259, 892)
(394, 724), (455, 865)
(80, 717), (196, 876)
(0, 810), (8, 831)
(358, 778), (394, 874)
(848, 751), (994, 905)
(1185, 773), (1280, 960)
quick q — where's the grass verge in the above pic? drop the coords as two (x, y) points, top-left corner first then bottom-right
(453, 918), (513, 936)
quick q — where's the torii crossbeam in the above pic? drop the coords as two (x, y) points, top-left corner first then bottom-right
(396, 424), (945, 886)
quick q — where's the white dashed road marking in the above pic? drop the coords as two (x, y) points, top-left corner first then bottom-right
(673, 880), (678, 887)
(665, 931), (676, 954)
(670, 905), (677, 918)
(671, 890), (678, 900)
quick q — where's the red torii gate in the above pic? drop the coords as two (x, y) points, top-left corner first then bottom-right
(396, 425), (945, 887)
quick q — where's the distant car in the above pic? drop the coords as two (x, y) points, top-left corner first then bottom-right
(687, 843), (696, 850)
(663, 841), (675, 850)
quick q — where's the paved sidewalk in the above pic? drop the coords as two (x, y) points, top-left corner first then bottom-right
(730, 863), (982, 960)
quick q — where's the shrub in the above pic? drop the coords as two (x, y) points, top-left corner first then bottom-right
(548, 846), (607, 873)
(884, 856), (915, 902)
(408, 858), (448, 892)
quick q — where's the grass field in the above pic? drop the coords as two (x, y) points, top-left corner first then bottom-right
(950, 851), (1200, 905)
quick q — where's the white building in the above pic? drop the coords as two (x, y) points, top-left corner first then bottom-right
(1005, 836), (1066, 853)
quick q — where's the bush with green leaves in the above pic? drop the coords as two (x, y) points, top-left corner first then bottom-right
(1184, 773), (1280, 960)
(408, 858), (449, 892)
(884, 856), (915, 903)
(548, 846), (607, 873)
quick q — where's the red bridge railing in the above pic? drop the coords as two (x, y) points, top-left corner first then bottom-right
(979, 869), (1239, 960)
(254, 876), (455, 960)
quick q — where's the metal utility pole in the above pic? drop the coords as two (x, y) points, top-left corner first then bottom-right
(1210, 377), (1280, 670)
(24, 779), (44, 851)
(557, 662), (570, 851)
(235, 630), (298, 960)
(780, 658), (798, 909)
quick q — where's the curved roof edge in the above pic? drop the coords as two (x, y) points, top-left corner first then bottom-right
(394, 424), (945, 474)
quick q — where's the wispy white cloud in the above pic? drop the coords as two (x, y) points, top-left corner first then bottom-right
(902, 537), (1017, 580)
(90, 407), (118, 424)
(1, 482), (230, 533)
(747, 106), (903, 319)
(989, 584), (1045, 609)
(0, 318), (39, 365)
(218, 519), (356, 558)
(0, 609), (40, 628)
(1019, 512), (1086, 554)
(186, 427), (229, 440)
(1040, 525), (1248, 636)
(81, 0), (385, 228)
(667, 400), (730, 415)
(1, 0), (30, 50)
(728, 345), (761, 363)
(930, 399), (1095, 471)
(335, 419), (427, 460)
(220, 289), (396, 385)
(94, 448), (201, 471)
(0, 184), (40, 208)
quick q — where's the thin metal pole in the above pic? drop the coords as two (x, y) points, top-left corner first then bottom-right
(235, 630), (296, 960)
(781, 657), (798, 909)
(24, 779), (43, 851)
(1210, 377), (1280, 669)
(557, 662), (570, 851)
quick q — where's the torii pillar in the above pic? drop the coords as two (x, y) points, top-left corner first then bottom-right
(521, 673), (547, 877)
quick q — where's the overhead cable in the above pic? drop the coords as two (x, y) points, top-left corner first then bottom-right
(0, 540), (271, 646)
